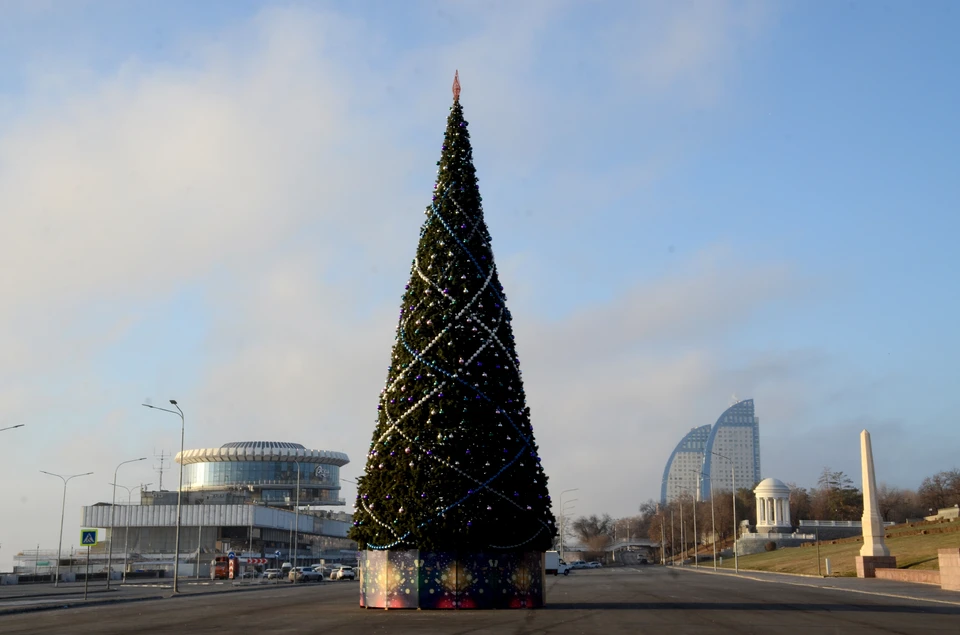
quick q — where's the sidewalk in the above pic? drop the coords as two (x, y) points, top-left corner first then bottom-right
(673, 565), (960, 606)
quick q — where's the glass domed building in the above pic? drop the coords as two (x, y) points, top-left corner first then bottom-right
(175, 441), (350, 507)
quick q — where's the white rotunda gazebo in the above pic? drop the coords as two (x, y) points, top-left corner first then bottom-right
(754, 477), (792, 533)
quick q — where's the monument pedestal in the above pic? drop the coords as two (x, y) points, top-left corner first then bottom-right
(938, 548), (960, 591)
(855, 556), (897, 578)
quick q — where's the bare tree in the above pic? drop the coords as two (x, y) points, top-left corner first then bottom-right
(571, 514), (612, 560)
(917, 470), (960, 512)
(876, 484), (921, 523)
(787, 483), (812, 526)
(712, 489), (735, 542)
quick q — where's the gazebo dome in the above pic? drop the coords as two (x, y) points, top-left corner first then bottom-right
(754, 477), (791, 531)
(754, 478), (790, 495)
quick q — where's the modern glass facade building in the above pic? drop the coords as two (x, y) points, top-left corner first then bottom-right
(699, 399), (761, 500)
(660, 399), (761, 503)
(660, 425), (712, 503)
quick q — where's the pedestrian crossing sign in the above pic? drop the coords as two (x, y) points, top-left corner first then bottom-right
(81, 529), (98, 546)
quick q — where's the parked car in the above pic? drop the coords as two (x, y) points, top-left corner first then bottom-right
(263, 568), (282, 580)
(569, 560), (588, 569)
(586, 561), (602, 568)
(289, 566), (323, 583)
(329, 565), (356, 581)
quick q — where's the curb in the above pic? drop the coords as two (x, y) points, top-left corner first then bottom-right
(0, 589), (116, 601)
(672, 565), (960, 607)
(0, 580), (331, 616)
(668, 565), (826, 579)
(0, 594), (165, 617)
(166, 581), (330, 600)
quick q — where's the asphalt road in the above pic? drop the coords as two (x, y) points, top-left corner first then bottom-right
(2, 567), (959, 634)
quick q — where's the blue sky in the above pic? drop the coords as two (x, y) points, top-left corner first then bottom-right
(1, 1), (958, 569)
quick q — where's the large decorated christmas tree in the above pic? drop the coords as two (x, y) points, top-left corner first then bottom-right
(350, 74), (555, 609)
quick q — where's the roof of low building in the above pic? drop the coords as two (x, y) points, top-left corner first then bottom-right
(176, 441), (349, 466)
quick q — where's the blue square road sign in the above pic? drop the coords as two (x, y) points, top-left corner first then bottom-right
(81, 529), (98, 546)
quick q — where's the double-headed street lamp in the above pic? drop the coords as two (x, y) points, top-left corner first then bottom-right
(711, 451), (739, 573)
(109, 482), (152, 582)
(106, 457), (147, 590)
(142, 400), (185, 592)
(40, 470), (93, 587)
(558, 488), (579, 557)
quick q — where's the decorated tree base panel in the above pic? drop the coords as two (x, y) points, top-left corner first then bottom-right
(359, 550), (545, 609)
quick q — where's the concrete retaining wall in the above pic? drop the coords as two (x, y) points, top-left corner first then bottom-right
(874, 569), (941, 585)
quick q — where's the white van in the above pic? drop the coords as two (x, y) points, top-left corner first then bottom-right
(545, 551), (572, 576)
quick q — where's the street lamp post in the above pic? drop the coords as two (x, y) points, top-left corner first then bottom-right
(711, 451), (738, 573)
(558, 489), (579, 559)
(692, 476), (698, 568)
(142, 400), (185, 592)
(709, 472), (717, 570)
(690, 470), (717, 569)
(110, 482), (151, 583)
(660, 507), (666, 565)
(670, 507), (675, 565)
(40, 470), (93, 587)
(678, 496), (684, 566)
(0, 424), (24, 432)
(292, 460), (301, 577)
(107, 458), (146, 590)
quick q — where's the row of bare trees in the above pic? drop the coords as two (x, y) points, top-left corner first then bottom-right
(788, 467), (960, 524)
(555, 467), (960, 560)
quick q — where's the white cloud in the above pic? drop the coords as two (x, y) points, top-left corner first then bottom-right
(0, 1), (794, 567)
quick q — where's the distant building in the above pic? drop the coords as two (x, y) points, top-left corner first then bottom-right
(77, 441), (354, 578)
(660, 399), (762, 503)
(660, 425), (711, 503)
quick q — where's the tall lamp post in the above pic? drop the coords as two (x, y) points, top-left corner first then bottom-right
(107, 457), (147, 590)
(142, 400), (185, 592)
(40, 470), (93, 587)
(670, 507), (675, 565)
(0, 424), (24, 432)
(558, 488), (579, 559)
(691, 470), (717, 570)
(291, 459), (302, 576)
(711, 451), (738, 573)
(678, 494), (684, 566)
(110, 482), (151, 582)
(690, 475), (699, 568)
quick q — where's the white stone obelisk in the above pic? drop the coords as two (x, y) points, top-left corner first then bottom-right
(856, 429), (896, 578)
(859, 429), (890, 557)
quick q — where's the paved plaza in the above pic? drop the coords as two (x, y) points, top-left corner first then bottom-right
(2, 566), (959, 634)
